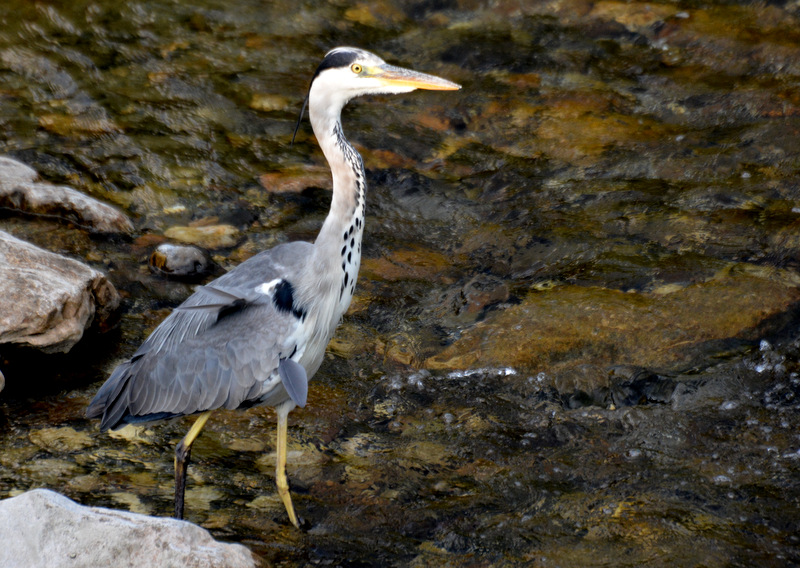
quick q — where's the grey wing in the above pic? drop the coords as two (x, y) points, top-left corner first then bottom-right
(87, 242), (312, 431)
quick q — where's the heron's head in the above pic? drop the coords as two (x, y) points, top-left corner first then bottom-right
(304, 47), (460, 125)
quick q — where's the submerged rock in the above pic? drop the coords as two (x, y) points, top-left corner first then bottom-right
(0, 231), (119, 353)
(258, 166), (333, 194)
(426, 265), (800, 378)
(28, 427), (94, 453)
(0, 489), (257, 568)
(361, 247), (457, 283)
(163, 224), (240, 249)
(0, 156), (133, 234)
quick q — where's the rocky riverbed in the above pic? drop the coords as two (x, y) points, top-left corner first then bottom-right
(1, 0), (799, 566)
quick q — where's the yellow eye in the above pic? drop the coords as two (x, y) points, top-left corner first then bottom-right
(351, 63), (363, 74)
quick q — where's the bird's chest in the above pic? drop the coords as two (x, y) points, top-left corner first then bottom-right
(337, 218), (363, 312)
(291, 225), (363, 376)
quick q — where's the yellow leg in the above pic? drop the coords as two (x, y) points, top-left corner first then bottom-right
(174, 410), (213, 519)
(276, 402), (300, 528)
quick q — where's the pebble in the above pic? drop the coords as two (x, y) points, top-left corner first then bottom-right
(149, 243), (215, 278)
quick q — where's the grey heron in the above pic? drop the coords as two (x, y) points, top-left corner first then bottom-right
(86, 47), (460, 527)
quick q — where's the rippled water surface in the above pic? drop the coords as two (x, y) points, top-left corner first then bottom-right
(1, 0), (799, 566)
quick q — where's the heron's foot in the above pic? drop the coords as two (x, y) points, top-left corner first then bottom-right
(276, 474), (300, 528)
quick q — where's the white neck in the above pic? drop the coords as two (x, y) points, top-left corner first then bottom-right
(294, 88), (366, 367)
(311, 107), (365, 250)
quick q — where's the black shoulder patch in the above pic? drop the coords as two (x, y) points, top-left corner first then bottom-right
(311, 49), (359, 82)
(273, 280), (307, 320)
(272, 280), (294, 313)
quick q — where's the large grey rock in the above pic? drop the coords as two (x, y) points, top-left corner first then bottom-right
(0, 231), (119, 353)
(0, 489), (258, 568)
(0, 156), (133, 234)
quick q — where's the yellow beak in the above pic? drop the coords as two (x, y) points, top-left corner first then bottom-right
(372, 64), (461, 91)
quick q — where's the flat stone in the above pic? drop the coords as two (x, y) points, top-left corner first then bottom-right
(0, 230), (119, 353)
(163, 224), (240, 249)
(0, 489), (257, 568)
(0, 156), (133, 234)
(37, 113), (120, 136)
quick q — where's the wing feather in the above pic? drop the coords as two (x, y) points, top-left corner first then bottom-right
(279, 359), (308, 408)
(87, 242), (313, 430)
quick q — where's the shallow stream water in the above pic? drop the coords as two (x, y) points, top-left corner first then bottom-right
(1, 1), (799, 566)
